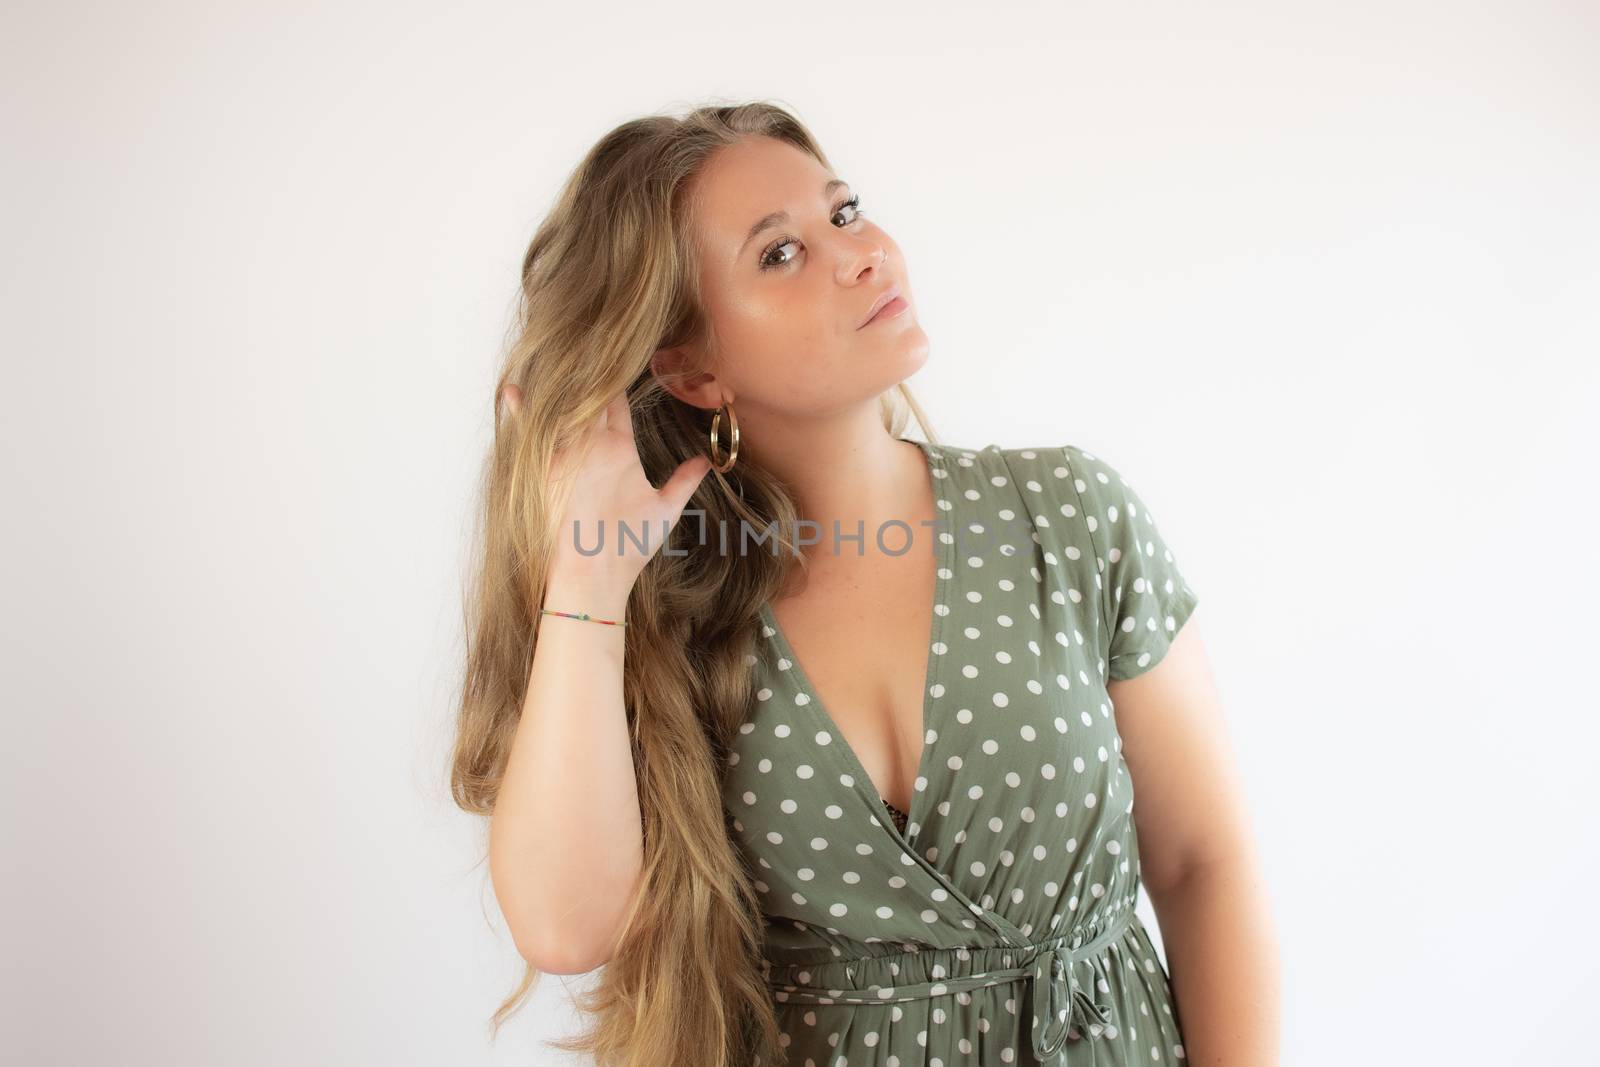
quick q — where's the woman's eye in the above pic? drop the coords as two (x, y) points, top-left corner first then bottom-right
(758, 195), (864, 271)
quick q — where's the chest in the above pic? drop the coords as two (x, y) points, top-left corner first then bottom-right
(766, 551), (937, 815)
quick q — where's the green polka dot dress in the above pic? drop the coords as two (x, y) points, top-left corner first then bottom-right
(723, 440), (1200, 1066)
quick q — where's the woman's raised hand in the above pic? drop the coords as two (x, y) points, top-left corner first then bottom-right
(502, 384), (713, 592)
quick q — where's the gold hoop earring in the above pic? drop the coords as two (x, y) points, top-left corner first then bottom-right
(709, 401), (740, 473)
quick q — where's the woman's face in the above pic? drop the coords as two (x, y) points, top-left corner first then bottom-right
(666, 135), (929, 420)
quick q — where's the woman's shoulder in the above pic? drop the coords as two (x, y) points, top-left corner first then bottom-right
(925, 438), (1089, 461)
(932, 440), (1162, 552)
(929, 439), (1137, 481)
(921, 438), (1167, 527)
(925, 438), (1091, 482)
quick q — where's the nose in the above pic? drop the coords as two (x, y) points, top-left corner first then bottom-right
(844, 242), (888, 282)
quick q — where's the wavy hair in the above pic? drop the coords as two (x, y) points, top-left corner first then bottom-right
(448, 99), (936, 1066)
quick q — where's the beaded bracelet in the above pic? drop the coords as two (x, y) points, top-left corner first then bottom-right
(540, 607), (627, 627)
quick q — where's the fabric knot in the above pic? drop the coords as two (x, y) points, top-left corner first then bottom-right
(1026, 921), (1126, 1063)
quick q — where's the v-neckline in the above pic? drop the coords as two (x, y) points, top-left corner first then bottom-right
(757, 437), (955, 843)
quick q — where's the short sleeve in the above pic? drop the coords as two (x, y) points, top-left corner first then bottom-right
(1060, 444), (1200, 681)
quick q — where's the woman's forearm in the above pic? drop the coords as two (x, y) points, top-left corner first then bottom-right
(1145, 855), (1281, 1066)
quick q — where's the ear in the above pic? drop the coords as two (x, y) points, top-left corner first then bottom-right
(650, 344), (725, 411)
(499, 383), (523, 418)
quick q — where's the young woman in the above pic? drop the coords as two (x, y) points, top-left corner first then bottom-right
(452, 101), (1279, 1066)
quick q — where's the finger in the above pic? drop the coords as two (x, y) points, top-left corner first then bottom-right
(554, 406), (605, 481)
(607, 390), (635, 440)
(500, 383), (523, 418)
(660, 454), (713, 521)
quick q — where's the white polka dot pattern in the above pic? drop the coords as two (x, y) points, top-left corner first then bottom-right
(724, 440), (1196, 1065)
(1058, 444), (1200, 683)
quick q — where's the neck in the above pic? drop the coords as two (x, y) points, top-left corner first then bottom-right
(742, 412), (930, 570)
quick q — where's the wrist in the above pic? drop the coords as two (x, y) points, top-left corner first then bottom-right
(543, 568), (635, 622)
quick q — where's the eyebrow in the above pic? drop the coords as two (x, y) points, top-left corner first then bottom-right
(737, 178), (850, 259)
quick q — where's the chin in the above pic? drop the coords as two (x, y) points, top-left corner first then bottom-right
(888, 329), (932, 376)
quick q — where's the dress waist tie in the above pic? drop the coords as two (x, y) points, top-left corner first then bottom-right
(763, 908), (1134, 1064)
(1026, 912), (1132, 1062)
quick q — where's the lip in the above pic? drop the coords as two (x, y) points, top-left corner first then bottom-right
(858, 284), (904, 329)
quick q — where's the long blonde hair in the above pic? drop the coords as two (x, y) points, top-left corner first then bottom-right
(448, 100), (937, 1066)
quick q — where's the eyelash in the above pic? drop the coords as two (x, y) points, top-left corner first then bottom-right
(758, 194), (865, 271)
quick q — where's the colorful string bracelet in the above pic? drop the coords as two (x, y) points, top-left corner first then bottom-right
(540, 608), (627, 627)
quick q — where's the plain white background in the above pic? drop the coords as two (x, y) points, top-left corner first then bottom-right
(4, 1), (1596, 1064)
